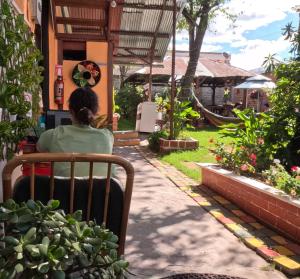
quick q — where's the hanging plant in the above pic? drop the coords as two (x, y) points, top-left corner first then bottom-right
(0, 0), (43, 160)
(250, 91), (259, 99)
(72, 60), (101, 88)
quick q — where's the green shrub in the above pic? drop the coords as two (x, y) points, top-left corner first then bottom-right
(148, 130), (168, 152)
(115, 85), (144, 119)
(212, 109), (278, 174)
(0, 0), (43, 160)
(263, 161), (300, 197)
(0, 199), (128, 279)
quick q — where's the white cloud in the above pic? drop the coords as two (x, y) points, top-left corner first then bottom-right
(175, 0), (299, 69)
(230, 37), (290, 70)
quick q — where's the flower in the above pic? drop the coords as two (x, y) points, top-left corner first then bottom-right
(291, 166), (300, 174)
(273, 159), (280, 164)
(215, 155), (222, 161)
(240, 164), (249, 171)
(249, 153), (257, 161)
(257, 138), (264, 145)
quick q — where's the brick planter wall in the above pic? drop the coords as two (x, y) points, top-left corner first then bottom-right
(199, 164), (300, 243)
(159, 138), (198, 153)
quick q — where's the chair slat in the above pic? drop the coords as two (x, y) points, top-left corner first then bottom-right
(50, 162), (55, 199)
(87, 162), (94, 221)
(103, 163), (112, 226)
(30, 163), (35, 199)
(69, 162), (75, 213)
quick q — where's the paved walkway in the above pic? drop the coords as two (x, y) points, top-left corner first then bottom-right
(115, 147), (286, 279)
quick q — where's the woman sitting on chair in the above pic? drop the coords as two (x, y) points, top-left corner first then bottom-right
(37, 87), (114, 177)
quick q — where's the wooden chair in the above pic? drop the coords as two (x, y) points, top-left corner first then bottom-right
(2, 153), (134, 255)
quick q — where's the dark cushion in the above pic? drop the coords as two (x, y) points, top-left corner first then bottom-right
(13, 176), (124, 238)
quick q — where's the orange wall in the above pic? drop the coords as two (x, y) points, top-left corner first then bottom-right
(49, 42), (108, 116)
(14, 0), (35, 32)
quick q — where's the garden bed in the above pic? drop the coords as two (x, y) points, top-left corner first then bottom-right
(159, 138), (199, 153)
(199, 163), (300, 243)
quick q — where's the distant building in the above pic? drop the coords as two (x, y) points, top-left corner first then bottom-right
(125, 51), (254, 108)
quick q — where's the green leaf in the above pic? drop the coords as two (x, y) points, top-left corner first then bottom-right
(37, 262), (49, 274)
(48, 200), (60, 209)
(3, 236), (19, 246)
(14, 263), (23, 273)
(52, 270), (66, 279)
(24, 227), (36, 242)
(52, 247), (66, 259)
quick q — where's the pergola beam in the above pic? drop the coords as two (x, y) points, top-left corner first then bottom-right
(121, 3), (180, 12)
(56, 33), (106, 41)
(56, 17), (106, 27)
(54, 0), (105, 8)
(123, 49), (151, 65)
(111, 30), (170, 38)
(115, 46), (158, 52)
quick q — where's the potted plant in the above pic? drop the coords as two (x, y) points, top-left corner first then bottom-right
(156, 95), (200, 153)
(0, 0), (43, 189)
(0, 199), (129, 278)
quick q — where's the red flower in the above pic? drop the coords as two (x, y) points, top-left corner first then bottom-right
(291, 166), (299, 172)
(249, 153), (257, 161)
(216, 155), (222, 161)
(240, 164), (248, 171)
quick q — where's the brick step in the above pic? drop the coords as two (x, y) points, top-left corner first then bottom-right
(113, 130), (139, 140)
(114, 138), (140, 147)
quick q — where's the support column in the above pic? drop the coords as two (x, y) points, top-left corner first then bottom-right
(170, 0), (176, 139)
(212, 86), (216, 106)
(148, 60), (153, 101)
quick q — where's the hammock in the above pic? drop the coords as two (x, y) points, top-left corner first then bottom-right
(191, 90), (242, 127)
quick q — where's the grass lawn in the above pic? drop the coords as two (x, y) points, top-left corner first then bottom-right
(159, 127), (233, 182)
(118, 118), (135, 131)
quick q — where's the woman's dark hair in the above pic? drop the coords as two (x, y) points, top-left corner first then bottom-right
(69, 87), (98, 125)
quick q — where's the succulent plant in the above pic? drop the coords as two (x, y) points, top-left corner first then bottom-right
(0, 199), (129, 279)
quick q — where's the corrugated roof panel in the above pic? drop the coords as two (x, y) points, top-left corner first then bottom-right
(114, 0), (186, 64)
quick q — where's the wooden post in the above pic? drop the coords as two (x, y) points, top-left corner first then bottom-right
(41, 0), (50, 110)
(148, 60), (153, 101)
(170, 0), (176, 139)
(107, 5), (113, 125)
(212, 86), (216, 106)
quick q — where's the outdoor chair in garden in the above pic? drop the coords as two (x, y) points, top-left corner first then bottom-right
(2, 153), (134, 255)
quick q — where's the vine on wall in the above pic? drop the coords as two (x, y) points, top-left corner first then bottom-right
(0, 0), (43, 160)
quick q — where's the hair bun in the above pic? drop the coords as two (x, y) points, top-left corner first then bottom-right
(77, 107), (93, 125)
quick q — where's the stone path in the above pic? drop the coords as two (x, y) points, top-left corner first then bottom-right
(115, 147), (286, 279)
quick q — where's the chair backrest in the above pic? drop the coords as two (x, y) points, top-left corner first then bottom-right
(2, 153), (134, 255)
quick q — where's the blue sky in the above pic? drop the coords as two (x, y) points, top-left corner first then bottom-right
(175, 0), (300, 70)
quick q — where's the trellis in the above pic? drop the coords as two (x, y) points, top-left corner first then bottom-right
(0, 0), (43, 159)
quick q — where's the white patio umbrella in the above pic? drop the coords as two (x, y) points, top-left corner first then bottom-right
(234, 74), (276, 89)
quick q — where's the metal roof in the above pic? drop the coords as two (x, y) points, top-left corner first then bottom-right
(112, 0), (186, 64)
(51, 0), (186, 65)
(125, 52), (253, 84)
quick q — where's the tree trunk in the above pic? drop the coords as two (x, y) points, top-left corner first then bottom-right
(181, 13), (209, 100)
(119, 66), (128, 89)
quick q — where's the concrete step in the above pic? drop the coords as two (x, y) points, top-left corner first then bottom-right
(114, 138), (140, 147)
(113, 130), (139, 140)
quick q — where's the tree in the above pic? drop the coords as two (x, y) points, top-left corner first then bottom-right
(262, 53), (277, 73)
(119, 65), (129, 89)
(282, 7), (300, 60)
(179, 0), (230, 98)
